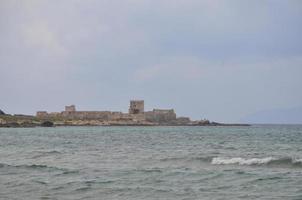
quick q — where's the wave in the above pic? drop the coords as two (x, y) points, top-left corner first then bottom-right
(0, 162), (70, 172)
(159, 155), (302, 168)
(31, 150), (62, 159)
(136, 168), (162, 173)
(41, 150), (61, 154)
(160, 156), (213, 163)
(211, 157), (302, 167)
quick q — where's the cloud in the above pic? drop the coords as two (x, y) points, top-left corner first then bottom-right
(0, 0), (301, 122)
(22, 21), (67, 56)
(133, 54), (302, 84)
(133, 57), (204, 82)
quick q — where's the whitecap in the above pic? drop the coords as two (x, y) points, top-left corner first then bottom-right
(211, 157), (275, 165)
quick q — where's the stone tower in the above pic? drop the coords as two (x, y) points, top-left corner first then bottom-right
(129, 100), (144, 114)
(65, 105), (76, 112)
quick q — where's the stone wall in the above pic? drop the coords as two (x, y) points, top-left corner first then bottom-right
(47, 112), (62, 118)
(61, 111), (111, 120)
(36, 101), (180, 124)
(36, 111), (48, 118)
(145, 109), (176, 123)
(36, 111), (63, 119)
(175, 117), (191, 124)
(129, 113), (145, 122)
(36, 111), (146, 122)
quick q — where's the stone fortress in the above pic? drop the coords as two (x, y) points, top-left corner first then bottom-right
(0, 100), (249, 127)
(36, 100), (193, 125)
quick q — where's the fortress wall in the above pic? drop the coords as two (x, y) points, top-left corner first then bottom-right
(36, 111), (146, 121)
(129, 113), (145, 121)
(175, 117), (191, 124)
(61, 111), (111, 120)
(36, 111), (63, 119)
(108, 112), (124, 120)
(109, 113), (145, 121)
(36, 102), (178, 123)
(145, 109), (176, 123)
(48, 112), (62, 118)
(36, 111), (48, 118)
(120, 113), (133, 120)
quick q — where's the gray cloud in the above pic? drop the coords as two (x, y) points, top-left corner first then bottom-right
(1, 0), (302, 122)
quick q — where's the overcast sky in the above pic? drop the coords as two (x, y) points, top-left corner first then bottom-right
(1, 0), (302, 123)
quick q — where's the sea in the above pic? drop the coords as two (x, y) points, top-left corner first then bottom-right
(0, 125), (302, 200)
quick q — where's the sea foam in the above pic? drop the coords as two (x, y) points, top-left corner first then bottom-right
(211, 157), (275, 165)
(211, 157), (302, 167)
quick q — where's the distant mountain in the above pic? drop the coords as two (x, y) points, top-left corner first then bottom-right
(0, 109), (5, 115)
(241, 107), (302, 124)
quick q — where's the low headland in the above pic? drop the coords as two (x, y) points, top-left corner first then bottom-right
(0, 101), (249, 128)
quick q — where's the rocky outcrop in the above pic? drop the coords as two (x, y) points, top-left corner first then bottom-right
(0, 122), (20, 128)
(0, 108), (249, 127)
(41, 121), (54, 127)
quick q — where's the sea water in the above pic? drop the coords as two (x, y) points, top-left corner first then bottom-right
(0, 125), (301, 199)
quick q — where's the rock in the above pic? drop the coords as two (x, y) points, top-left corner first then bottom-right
(20, 122), (36, 128)
(41, 121), (54, 127)
(6, 122), (20, 128)
(210, 122), (221, 126)
(0, 118), (5, 124)
(0, 109), (5, 115)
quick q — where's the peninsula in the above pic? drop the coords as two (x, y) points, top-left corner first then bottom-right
(0, 100), (249, 127)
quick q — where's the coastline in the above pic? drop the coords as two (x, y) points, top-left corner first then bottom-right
(0, 114), (249, 128)
(0, 100), (252, 128)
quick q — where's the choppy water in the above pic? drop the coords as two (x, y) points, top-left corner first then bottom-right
(0, 125), (302, 200)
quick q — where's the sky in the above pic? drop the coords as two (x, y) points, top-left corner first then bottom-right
(1, 0), (302, 123)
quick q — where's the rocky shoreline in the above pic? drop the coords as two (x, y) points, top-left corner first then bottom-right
(0, 114), (250, 128)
